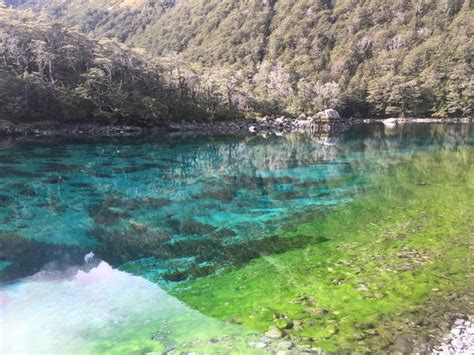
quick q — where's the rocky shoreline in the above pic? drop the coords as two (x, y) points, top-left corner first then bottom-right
(0, 114), (471, 138)
(433, 316), (474, 354)
(0, 116), (350, 138)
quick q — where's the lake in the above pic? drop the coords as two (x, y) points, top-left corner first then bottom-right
(0, 123), (473, 353)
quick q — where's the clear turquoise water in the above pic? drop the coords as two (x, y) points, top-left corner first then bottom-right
(0, 123), (472, 353)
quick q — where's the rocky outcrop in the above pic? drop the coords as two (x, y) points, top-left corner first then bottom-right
(383, 118), (398, 127)
(312, 109), (341, 121)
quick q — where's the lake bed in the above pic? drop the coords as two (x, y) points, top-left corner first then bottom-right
(1, 123), (473, 353)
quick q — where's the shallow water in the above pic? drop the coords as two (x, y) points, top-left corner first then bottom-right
(0, 123), (472, 353)
(1, 261), (257, 353)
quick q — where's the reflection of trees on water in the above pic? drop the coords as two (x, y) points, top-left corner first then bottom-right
(154, 124), (473, 181)
(345, 123), (473, 153)
(0, 124), (472, 285)
(157, 134), (341, 181)
(75, 125), (474, 283)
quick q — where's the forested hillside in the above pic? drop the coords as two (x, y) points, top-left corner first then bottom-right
(4, 0), (474, 118)
(0, 6), (234, 124)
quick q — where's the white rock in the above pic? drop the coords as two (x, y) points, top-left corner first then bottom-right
(451, 339), (465, 349)
(313, 109), (341, 120)
(451, 328), (462, 336)
(277, 341), (293, 350)
(254, 342), (267, 349)
(383, 118), (398, 127)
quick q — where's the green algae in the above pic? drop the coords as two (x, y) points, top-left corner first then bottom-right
(1, 126), (473, 353)
(87, 320), (261, 355)
(118, 233), (329, 283)
(172, 147), (474, 352)
(1, 260), (264, 355)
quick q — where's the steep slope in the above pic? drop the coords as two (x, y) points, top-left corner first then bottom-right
(0, 6), (231, 124)
(4, 0), (474, 117)
(4, 0), (165, 42)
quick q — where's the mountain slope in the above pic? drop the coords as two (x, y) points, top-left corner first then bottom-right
(0, 6), (232, 124)
(5, 0), (474, 117)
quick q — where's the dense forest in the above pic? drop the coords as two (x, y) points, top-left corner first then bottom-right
(2, 0), (474, 122)
(0, 6), (237, 125)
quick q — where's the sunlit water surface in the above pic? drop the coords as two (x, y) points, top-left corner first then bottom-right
(0, 123), (472, 353)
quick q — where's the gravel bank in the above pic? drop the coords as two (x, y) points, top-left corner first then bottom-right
(433, 316), (474, 354)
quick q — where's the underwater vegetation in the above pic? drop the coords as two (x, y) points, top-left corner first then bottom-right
(172, 147), (474, 353)
(0, 124), (472, 353)
(118, 233), (328, 283)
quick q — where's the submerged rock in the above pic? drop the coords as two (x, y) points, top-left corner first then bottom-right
(265, 326), (283, 339)
(277, 341), (293, 350)
(353, 332), (366, 340)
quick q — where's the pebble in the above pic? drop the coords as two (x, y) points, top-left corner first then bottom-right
(433, 314), (474, 355)
(277, 341), (293, 350)
(353, 332), (366, 340)
(452, 339), (465, 349)
(265, 326), (283, 339)
(451, 328), (462, 336)
(254, 342), (267, 349)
